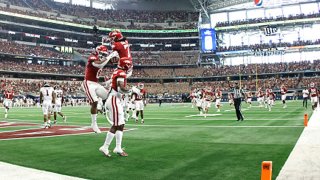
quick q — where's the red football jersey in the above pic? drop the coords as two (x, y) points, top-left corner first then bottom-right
(204, 91), (214, 101)
(268, 92), (275, 100)
(309, 88), (318, 97)
(111, 40), (132, 61)
(265, 89), (271, 96)
(215, 90), (222, 98)
(257, 90), (264, 97)
(281, 87), (287, 95)
(133, 89), (146, 101)
(4, 90), (14, 99)
(111, 69), (127, 92)
(85, 55), (101, 82)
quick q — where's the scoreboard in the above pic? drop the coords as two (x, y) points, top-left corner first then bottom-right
(200, 28), (217, 53)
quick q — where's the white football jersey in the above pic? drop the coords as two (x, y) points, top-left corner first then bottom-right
(40, 87), (54, 102)
(302, 89), (309, 98)
(54, 89), (63, 104)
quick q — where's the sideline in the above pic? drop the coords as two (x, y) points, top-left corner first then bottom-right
(276, 109), (320, 179)
(0, 161), (85, 180)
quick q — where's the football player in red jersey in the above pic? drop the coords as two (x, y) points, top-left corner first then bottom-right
(108, 30), (133, 77)
(309, 82), (318, 110)
(246, 90), (253, 108)
(132, 83), (147, 123)
(3, 86), (14, 119)
(280, 85), (288, 108)
(99, 58), (132, 157)
(202, 87), (214, 117)
(256, 88), (264, 108)
(82, 45), (119, 133)
(267, 90), (276, 112)
(215, 87), (222, 112)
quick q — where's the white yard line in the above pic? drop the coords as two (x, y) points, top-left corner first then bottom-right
(0, 161), (85, 180)
(125, 124), (303, 128)
(276, 109), (320, 180)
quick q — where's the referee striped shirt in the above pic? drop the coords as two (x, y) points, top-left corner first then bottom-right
(233, 88), (244, 99)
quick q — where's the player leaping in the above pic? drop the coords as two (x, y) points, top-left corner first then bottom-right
(82, 45), (120, 133)
(107, 29), (133, 77)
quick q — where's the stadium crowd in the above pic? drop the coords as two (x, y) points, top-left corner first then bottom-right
(3, 1), (198, 30)
(217, 40), (320, 52)
(0, 41), (72, 59)
(1, 76), (319, 96)
(0, 78), (83, 96)
(216, 12), (320, 27)
(0, 59), (318, 78)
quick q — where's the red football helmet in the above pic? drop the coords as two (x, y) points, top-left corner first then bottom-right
(94, 45), (108, 59)
(109, 29), (123, 42)
(118, 58), (132, 71)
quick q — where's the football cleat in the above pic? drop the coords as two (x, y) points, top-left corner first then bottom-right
(63, 116), (67, 123)
(113, 149), (128, 157)
(141, 119), (144, 124)
(99, 146), (111, 157)
(91, 123), (101, 133)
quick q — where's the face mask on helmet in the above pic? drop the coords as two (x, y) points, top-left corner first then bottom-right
(96, 45), (108, 59)
(109, 30), (123, 42)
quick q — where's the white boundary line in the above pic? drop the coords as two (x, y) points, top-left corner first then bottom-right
(276, 109), (320, 179)
(0, 161), (85, 180)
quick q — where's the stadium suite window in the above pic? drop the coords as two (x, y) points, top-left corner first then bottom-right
(282, 5), (301, 17)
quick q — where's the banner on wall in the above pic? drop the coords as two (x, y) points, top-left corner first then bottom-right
(200, 28), (217, 53)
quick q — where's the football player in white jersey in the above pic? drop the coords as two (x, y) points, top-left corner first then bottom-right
(53, 86), (66, 124)
(302, 88), (309, 109)
(40, 83), (55, 128)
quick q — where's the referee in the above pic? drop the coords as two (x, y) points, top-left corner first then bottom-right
(232, 82), (245, 121)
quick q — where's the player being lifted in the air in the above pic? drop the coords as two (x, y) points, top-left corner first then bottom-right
(40, 83), (55, 128)
(82, 45), (119, 133)
(3, 86), (14, 119)
(53, 86), (67, 124)
(99, 58), (132, 157)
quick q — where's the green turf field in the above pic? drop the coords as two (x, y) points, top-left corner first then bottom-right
(0, 101), (313, 180)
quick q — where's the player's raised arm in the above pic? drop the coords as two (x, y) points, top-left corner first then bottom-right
(92, 51), (119, 69)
